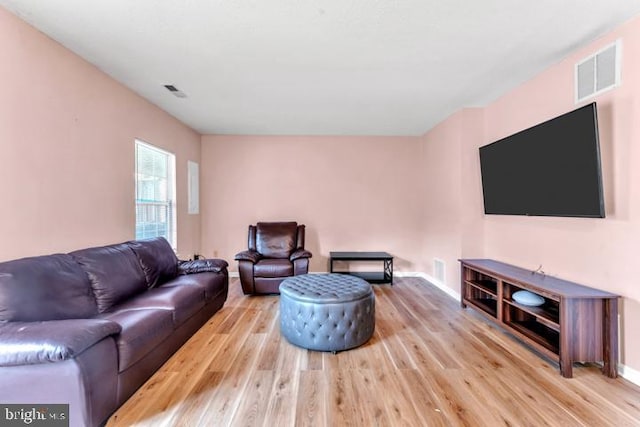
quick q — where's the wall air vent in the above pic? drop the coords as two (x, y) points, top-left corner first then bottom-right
(164, 84), (187, 98)
(575, 40), (620, 103)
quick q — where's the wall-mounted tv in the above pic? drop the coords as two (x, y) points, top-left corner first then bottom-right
(479, 102), (605, 218)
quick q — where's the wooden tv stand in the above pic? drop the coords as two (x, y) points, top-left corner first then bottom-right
(459, 259), (619, 378)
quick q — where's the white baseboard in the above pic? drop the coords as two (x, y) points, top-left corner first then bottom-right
(394, 271), (461, 301)
(619, 363), (640, 387)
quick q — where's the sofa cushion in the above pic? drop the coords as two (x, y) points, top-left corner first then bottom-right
(98, 308), (174, 372)
(127, 237), (179, 288)
(256, 222), (298, 258)
(0, 319), (121, 366)
(254, 259), (294, 278)
(161, 272), (228, 301)
(71, 244), (147, 313)
(114, 285), (205, 326)
(0, 254), (98, 322)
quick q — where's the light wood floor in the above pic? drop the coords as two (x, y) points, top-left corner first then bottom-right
(107, 277), (640, 426)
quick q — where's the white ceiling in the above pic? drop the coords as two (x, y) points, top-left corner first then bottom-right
(3, 1), (640, 136)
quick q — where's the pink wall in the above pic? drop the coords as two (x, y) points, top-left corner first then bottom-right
(200, 135), (424, 273)
(0, 7), (202, 260)
(421, 16), (640, 373)
(419, 108), (485, 284)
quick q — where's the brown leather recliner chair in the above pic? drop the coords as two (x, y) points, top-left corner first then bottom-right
(235, 222), (312, 295)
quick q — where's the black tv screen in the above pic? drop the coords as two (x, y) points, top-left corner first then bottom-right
(479, 102), (605, 218)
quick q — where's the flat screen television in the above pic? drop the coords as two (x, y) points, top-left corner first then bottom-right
(479, 102), (605, 218)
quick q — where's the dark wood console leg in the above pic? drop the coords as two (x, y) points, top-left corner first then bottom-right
(559, 360), (573, 378)
(460, 265), (466, 308)
(559, 298), (574, 378)
(602, 297), (619, 378)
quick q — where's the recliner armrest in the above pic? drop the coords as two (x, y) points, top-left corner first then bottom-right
(0, 319), (121, 367)
(290, 249), (312, 261)
(235, 250), (262, 264)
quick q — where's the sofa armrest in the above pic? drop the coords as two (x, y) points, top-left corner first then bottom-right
(290, 249), (312, 261)
(0, 319), (121, 367)
(178, 258), (228, 275)
(234, 250), (262, 264)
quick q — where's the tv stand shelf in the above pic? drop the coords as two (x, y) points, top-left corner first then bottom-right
(459, 259), (619, 378)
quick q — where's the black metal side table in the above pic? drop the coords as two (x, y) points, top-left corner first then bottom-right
(329, 251), (393, 285)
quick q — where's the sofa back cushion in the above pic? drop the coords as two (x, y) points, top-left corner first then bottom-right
(256, 222), (298, 258)
(0, 254), (98, 322)
(127, 237), (178, 288)
(71, 244), (147, 313)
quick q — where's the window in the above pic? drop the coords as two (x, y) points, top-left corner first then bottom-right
(135, 140), (176, 247)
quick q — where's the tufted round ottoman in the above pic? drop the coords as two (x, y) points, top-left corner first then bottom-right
(279, 274), (375, 352)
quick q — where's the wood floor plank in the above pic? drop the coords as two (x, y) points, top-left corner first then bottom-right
(447, 368), (526, 427)
(251, 296), (278, 333)
(371, 367), (429, 426)
(231, 369), (276, 427)
(301, 348), (324, 371)
(197, 333), (266, 426)
(415, 365), (486, 427)
(395, 369), (452, 427)
(255, 310), (282, 371)
(467, 367), (556, 427)
(207, 308), (260, 372)
(579, 374), (640, 420)
(106, 371), (178, 427)
(402, 325), (463, 371)
(107, 277), (640, 426)
(326, 368), (362, 427)
(295, 370), (327, 427)
(171, 371), (226, 427)
(522, 364), (635, 427)
(374, 290), (418, 370)
(347, 368), (391, 426)
(260, 337), (302, 426)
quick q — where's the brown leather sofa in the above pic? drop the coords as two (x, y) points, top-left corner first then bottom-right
(235, 222), (312, 294)
(0, 237), (228, 427)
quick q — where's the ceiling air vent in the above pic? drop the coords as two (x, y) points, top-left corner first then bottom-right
(575, 40), (620, 103)
(164, 84), (187, 98)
